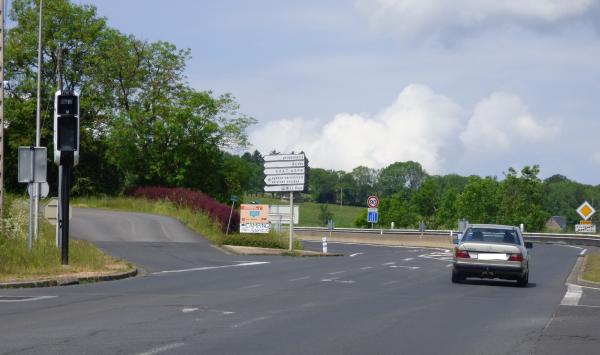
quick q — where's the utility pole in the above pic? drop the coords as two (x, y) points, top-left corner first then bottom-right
(0, 0), (5, 224)
(33, 0), (43, 239)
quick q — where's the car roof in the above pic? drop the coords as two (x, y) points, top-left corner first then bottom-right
(467, 224), (519, 230)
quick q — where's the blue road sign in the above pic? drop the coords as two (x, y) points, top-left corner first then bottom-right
(367, 211), (378, 223)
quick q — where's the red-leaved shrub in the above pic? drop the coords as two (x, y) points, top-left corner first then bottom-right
(131, 187), (239, 233)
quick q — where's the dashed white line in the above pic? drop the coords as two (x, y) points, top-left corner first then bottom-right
(137, 342), (185, 355)
(232, 316), (271, 329)
(152, 261), (270, 275)
(0, 295), (57, 303)
(239, 283), (263, 289)
(349, 252), (364, 257)
(182, 308), (199, 313)
(389, 265), (420, 270)
(327, 271), (346, 275)
(561, 284), (583, 306)
(560, 245), (584, 250)
(403, 258), (414, 261)
(383, 262), (396, 266)
(360, 266), (375, 270)
(288, 276), (310, 282)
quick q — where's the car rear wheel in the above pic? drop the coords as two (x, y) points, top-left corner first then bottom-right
(452, 270), (465, 283)
(516, 272), (528, 287)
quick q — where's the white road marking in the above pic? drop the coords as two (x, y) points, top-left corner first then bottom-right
(321, 277), (340, 282)
(239, 283), (263, 289)
(182, 308), (199, 313)
(222, 311), (235, 315)
(232, 316), (270, 328)
(383, 262), (396, 266)
(561, 284), (583, 306)
(321, 278), (355, 284)
(349, 252), (364, 257)
(360, 266), (375, 270)
(446, 264), (453, 268)
(327, 271), (346, 275)
(580, 249), (588, 256)
(403, 258), (414, 261)
(152, 261), (270, 275)
(288, 276), (310, 282)
(418, 251), (453, 262)
(137, 342), (185, 355)
(0, 295), (57, 303)
(560, 245), (584, 250)
(383, 280), (398, 285)
(389, 265), (420, 270)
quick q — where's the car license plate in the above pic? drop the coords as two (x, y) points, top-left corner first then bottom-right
(477, 253), (506, 260)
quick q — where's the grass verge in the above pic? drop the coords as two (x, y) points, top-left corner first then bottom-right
(582, 252), (600, 283)
(0, 196), (132, 283)
(73, 196), (302, 250)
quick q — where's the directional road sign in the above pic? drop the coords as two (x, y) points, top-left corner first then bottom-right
(263, 167), (305, 175)
(264, 174), (305, 186)
(264, 185), (304, 192)
(264, 160), (305, 169)
(263, 153), (305, 162)
(367, 207), (378, 223)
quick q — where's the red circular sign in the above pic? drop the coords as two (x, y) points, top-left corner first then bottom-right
(367, 195), (379, 208)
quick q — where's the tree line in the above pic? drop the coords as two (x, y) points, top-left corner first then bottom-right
(307, 162), (600, 232)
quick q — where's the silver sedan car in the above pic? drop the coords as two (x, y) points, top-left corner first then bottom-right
(452, 224), (532, 286)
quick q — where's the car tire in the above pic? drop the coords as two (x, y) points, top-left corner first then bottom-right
(452, 270), (464, 283)
(517, 272), (528, 287)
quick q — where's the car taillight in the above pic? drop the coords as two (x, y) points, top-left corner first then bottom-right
(508, 253), (523, 261)
(455, 250), (470, 259)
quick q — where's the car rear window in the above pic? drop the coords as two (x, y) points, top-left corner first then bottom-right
(462, 228), (521, 245)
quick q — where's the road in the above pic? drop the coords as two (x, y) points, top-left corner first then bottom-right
(1, 208), (600, 354)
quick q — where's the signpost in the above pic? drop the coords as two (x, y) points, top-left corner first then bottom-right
(263, 153), (306, 251)
(240, 204), (270, 234)
(575, 201), (596, 233)
(17, 146), (47, 251)
(366, 195), (379, 228)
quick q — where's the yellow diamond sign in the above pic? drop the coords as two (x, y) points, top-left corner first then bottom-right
(577, 201), (596, 220)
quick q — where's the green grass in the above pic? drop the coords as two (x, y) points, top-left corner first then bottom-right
(74, 196), (302, 250)
(0, 196), (132, 282)
(244, 195), (363, 227)
(582, 253), (600, 283)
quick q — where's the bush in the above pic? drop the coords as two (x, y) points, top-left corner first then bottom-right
(131, 187), (239, 233)
(222, 232), (302, 250)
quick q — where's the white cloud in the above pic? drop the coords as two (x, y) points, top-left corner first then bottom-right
(250, 84), (465, 173)
(460, 92), (559, 153)
(355, 0), (597, 36)
(249, 86), (560, 174)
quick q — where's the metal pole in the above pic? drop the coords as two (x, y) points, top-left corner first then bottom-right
(0, 0), (5, 224)
(289, 191), (293, 251)
(33, 0), (43, 240)
(225, 200), (235, 235)
(61, 154), (73, 265)
(28, 147), (34, 251)
(56, 166), (61, 248)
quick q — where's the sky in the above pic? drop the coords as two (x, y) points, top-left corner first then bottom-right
(74, 0), (600, 184)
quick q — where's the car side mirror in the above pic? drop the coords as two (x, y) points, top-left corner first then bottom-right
(453, 238), (459, 245)
(525, 242), (533, 249)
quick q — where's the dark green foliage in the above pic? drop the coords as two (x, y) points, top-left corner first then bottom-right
(222, 233), (302, 250)
(318, 204), (334, 226)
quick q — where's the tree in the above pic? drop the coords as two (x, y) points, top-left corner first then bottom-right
(308, 168), (338, 203)
(456, 176), (500, 224)
(497, 166), (549, 231)
(377, 161), (428, 197)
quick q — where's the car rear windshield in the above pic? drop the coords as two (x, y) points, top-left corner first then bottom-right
(462, 228), (521, 245)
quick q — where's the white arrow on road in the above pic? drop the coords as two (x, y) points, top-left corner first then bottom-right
(263, 154), (305, 162)
(264, 174), (305, 185)
(264, 167), (305, 175)
(264, 185), (304, 192)
(264, 161), (305, 168)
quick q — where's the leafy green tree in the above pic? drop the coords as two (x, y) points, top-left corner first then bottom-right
(350, 166), (379, 205)
(379, 190), (419, 228)
(377, 161), (428, 197)
(308, 168), (338, 203)
(318, 204), (334, 226)
(456, 176), (500, 224)
(497, 166), (549, 231)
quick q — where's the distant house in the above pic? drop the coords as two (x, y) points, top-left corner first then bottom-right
(546, 216), (567, 232)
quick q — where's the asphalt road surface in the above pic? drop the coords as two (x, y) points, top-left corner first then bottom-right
(1, 208), (600, 354)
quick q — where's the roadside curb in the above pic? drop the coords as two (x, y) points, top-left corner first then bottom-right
(0, 268), (139, 289)
(221, 245), (343, 257)
(576, 254), (600, 288)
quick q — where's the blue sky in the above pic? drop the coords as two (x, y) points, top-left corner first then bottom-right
(76, 0), (600, 184)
